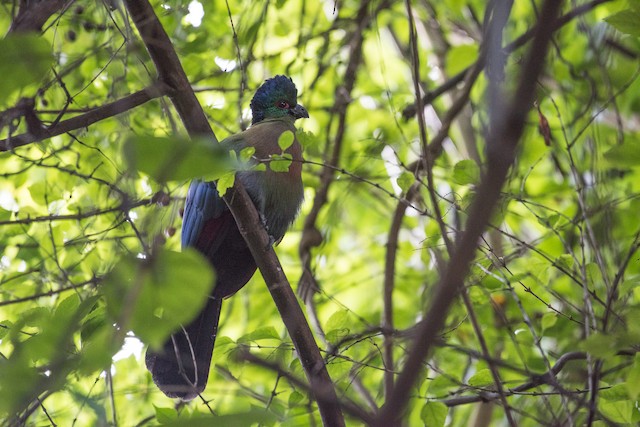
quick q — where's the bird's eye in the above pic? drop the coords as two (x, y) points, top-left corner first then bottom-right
(276, 100), (290, 109)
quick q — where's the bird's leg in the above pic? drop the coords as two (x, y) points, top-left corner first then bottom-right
(266, 234), (276, 248)
(258, 211), (276, 249)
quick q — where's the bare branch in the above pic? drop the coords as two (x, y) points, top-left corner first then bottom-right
(0, 83), (167, 151)
(8, 0), (71, 34)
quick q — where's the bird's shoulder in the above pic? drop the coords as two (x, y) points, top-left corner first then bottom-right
(234, 118), (300, 158)
(245, 117), (296, 139)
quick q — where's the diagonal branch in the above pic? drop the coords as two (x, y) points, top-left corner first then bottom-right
(121, 1), (346, 425)
(8, 0), (71, 34)
(0, 82), (167, 151)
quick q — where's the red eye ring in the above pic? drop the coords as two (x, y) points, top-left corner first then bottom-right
(276, 100), (290, 109)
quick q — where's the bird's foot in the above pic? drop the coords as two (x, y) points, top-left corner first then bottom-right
(258, 212), (276, 249)
(265, 234), (276, 251)
(259, 211), (268, 228)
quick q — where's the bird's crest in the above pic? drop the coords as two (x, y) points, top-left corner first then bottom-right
(250, 75), (300, 124)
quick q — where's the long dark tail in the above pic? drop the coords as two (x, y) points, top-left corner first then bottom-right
(145, 297), (222, 400)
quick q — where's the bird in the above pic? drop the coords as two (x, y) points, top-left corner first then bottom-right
(145, 75), (309, 400)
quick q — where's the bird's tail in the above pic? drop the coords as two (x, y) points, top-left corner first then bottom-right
(145, 297), (222, 400)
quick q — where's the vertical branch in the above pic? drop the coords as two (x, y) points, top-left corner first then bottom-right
(374, 0), (564, 424)
(462, 2), (519, 425)
(382, 185), (418, 397)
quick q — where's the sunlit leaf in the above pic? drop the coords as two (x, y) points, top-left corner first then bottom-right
(124, 135), (235, 183)
(0, 34), (52, 104)
(452, 159), (480, 185)
(278, 130), (295, 150)
(604, 139), (640, 166)
(604, 9), (640, 37)
(446, 44), (479, 76)
(103, 248), (215, 347)
(269, 153), (293, 172)
(468, 369), (493, 387)
(421, 402), (447, 427)
(237, 326), (280, 343)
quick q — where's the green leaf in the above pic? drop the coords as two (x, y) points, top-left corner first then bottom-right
(427, 374), (457, 396)
(278, 130), (295, 151)
(468, 369), (493, 387)
(452, 159), (480, 185)
(446, 44), (479, 76)
(626, 354), (640, 399)
(481, 275), (502, 290)
(239, 146), (256, 162)
(325, 328), (350, 345)
(288, 390), (304, 406)
(604, 10), (640, 37)
(603, 138), (640, 166)
(0, 34), (52, 104)
(103, 248), (215, 347)
(154, 405), (178, 424)
(325, 309), (351, 345)
(601, 384), (630, 402)
(420, 401), (447, 427)
(296, 129), (317, 148)
(237, 326), (280, 343)
(397, 171), (415, 193)
(599, 400), (634, 424)
(216, 172), (236, 196)
(541, 312), (557, 331)
(239, 21), (261, 44)
(269, 154), (293, 172)
(555, 254), (574, 270)
(579, 334), (618, 358)
(158, 408), (277, 426)
(326, 309), (349, 331)
(78, 323), (123, 374)
(124, 135), (234, 183)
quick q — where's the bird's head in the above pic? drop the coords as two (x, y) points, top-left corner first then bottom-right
(250, 75), (309, 125)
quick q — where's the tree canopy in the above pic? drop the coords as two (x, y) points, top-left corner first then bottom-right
(1, 0), (640, 426)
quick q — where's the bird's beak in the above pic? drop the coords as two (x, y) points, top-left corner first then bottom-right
(290, 104), (309, 120)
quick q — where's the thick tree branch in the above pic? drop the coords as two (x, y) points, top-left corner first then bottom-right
(0, 83), (166, 151)
(121, 1), (345, 425)
(374, 0), (564, 424)
(382, 184), (418, 398)
(0, 198), (150, 226)
(122, 2), (213, 138)
(8, 0), (71, 34)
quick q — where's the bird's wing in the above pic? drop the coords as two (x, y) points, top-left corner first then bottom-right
(181, 179), (233, 257)
(181, 133), (249, 256)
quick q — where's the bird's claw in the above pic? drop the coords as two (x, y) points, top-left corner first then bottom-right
(259, 212), (276, 249)
(265, 234), (276, 251)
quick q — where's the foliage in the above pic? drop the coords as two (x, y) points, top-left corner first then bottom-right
(1, 0), (640, 425)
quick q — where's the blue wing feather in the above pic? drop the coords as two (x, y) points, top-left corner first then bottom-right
(181, 180), (228, 249)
